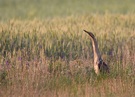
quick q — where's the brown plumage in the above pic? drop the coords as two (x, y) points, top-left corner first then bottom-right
(83, 30), (109, 75)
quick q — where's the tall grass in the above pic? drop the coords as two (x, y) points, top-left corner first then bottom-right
(0, 14), (135, 97)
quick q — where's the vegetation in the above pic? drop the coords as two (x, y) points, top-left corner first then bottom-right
(0, 0), (135, 20)
(0, 0), (135, 97)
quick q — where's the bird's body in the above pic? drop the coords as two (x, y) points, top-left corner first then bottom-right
(83, 30), (109, 75)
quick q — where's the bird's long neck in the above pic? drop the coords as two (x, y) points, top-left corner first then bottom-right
(91, 38), (101, 61)
(84, 30), (101, 62)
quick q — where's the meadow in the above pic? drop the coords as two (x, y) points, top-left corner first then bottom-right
(0, 0), (135, 97)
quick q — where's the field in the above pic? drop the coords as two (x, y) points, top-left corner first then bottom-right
(0, 0), (135, 97)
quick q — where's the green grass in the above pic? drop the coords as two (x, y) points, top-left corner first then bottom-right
(0, 14), (135, 97)
(0, 0), (135, 20)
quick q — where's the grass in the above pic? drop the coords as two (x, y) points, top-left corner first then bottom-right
(0, 14), (135, 97)
(0, 0), (135, 20)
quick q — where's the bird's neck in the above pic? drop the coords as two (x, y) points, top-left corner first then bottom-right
(91, 38), (101, 63)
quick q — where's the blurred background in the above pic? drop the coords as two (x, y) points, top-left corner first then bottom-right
(0, 0), (135, 20)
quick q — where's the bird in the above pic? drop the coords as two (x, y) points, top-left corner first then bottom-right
(83, 30), (109, 75)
